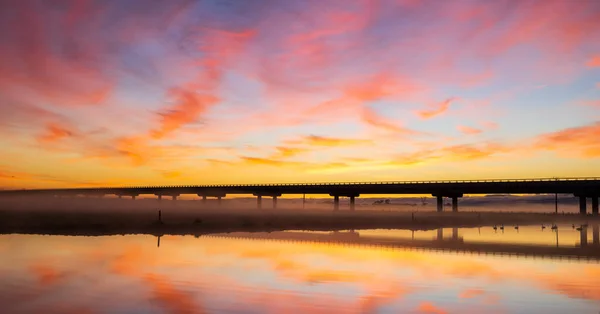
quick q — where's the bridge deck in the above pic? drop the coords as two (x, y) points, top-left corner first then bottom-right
(1, 177), (600, 196)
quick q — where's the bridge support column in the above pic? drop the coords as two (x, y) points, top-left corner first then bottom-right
(437, 228), (443, 241)
(436, 196), (443, 212)
(157, 195), (162, 201)
(217, 196), (222, 207)
(452, 197), (458, 213)
(257, 195), (262, 209)
(592, 197), (598, 215)
(334, 196), (340, 211)
(172, 195), (177, 201)
(579, 196), (587, 215)
(202, 196), (207, 205)
(273, 196), (277, 209)
(350, 196), (355, 211)
(131, 195), (136, 200)
(580, 228), (588, 247)
(593, 225), (599, 246)
(452, 227), (458, 241)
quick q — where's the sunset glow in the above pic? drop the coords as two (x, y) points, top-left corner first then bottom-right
(1, 0), (599, 188)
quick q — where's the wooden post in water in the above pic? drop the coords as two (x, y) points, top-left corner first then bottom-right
(303, 193), (306, 210)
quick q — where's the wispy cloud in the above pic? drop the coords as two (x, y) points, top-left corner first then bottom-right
(417, 98), (457, 119)
(587, 55), (600, 68)
(457, 125), (483, 135)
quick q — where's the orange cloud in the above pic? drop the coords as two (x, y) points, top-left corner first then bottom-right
(151, 90), (219, 139)
(587, 55), (600, 68)
(457, 125), (483, 135)
(301, 135), (372, 147)
(275, 147), (310, 158)
(417, 98), (457, 119)
(37, 123), (74, 143)
(534, 121), (600, 157)
(459, 288), (486, 299)
(240, 156), (307, 167)
(417, 302), (447, 314)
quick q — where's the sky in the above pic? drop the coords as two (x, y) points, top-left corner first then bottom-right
(0, 0), (599, 188)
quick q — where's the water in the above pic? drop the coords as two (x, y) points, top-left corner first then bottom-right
(1, 227), (600, 314)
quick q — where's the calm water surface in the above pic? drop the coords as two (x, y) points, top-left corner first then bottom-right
(1, 226), (600, 314)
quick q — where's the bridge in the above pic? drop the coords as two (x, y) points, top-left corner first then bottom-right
(1, 177), (600, 214)
(198, 226), (600, 261)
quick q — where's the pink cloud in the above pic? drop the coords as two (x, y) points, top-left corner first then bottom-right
(151, 89), (219, 139)
(457, 125), (483, 135)
(587, 56), (600, 68)
(417, 98), (457, 119)
(362, 107), (421, 135)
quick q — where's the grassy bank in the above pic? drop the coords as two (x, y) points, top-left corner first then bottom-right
(1, 208), (597, 236)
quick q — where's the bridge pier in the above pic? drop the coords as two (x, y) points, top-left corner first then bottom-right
(217, 196), (222, 206)
(334, 196), (339, 211)
(172, 195), (177, 201)
(202, 196), (207, 205)
(580, 228), (588, 247)
(436, 196), (443, 212)
(452, 227), (459, 241)
(592, 197), (598, 215)
(350, 196), (356, 211)
(593, 225), (599, 246)
(579, 196), (587, 215)
(157, 195), (162, 201)
(252, 194), (281, 210)
(437, 228), (443, 241)
(452, 197), (458, 213)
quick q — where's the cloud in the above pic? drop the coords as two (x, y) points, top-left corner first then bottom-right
(581, 100), (600, 108)
(151, 89), (219, 139)
(457, 125), (483, 135)
(274, 147), (310, 158)
(362, 107), (421, 135)
(37, 123), (75, 143)
(417, 98), (457, 119)
(534, 121), (600, 157)
(587, 56), (600, 68)
(298, 135), (372, 147)
(417, 302), (447, 314)
(459, 288), (486, 299)
(240, 156), (307, 167)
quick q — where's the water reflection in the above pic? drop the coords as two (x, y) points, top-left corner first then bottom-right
(1, 228), (600, 314)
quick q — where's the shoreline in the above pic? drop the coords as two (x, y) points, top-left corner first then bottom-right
(1, 210), (598, 237)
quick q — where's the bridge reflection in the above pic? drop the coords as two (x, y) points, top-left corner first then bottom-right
(170, 225), (600, 261)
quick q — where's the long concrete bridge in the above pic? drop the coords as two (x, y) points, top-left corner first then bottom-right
(2, 177), (600, 214)
(200, 226), (600, 261)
